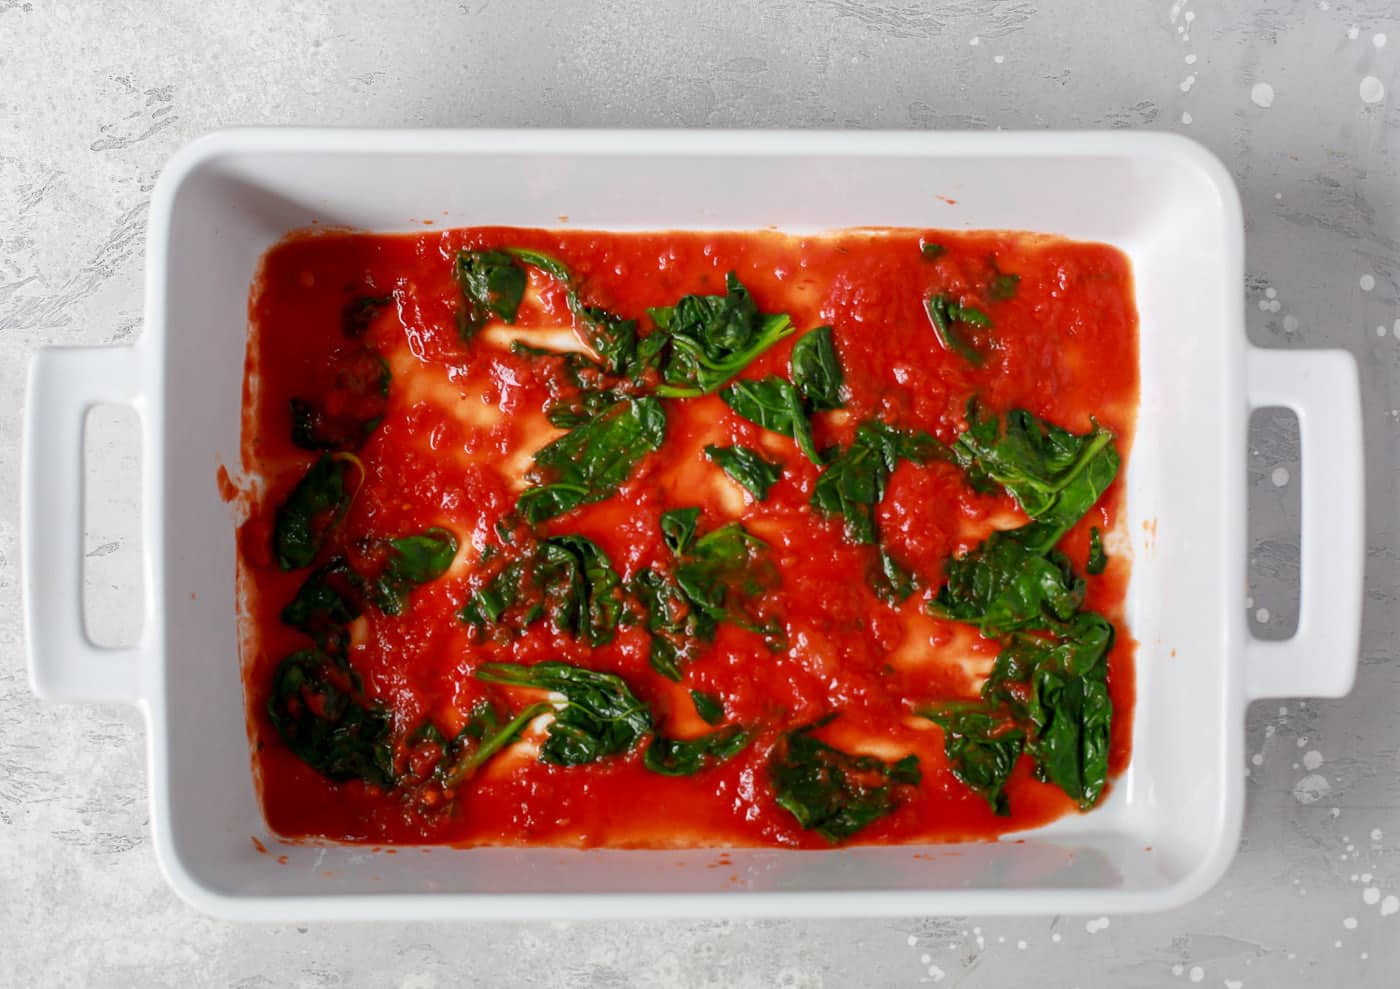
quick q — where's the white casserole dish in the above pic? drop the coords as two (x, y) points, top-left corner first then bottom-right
(23, 129), (1364, 920)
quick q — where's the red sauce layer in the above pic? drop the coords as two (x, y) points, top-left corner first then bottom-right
(239, 226), (1139, 847)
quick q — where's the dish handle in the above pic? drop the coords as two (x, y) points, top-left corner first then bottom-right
(23, 345), (151, 705)
(1244, 347), (1364, 699)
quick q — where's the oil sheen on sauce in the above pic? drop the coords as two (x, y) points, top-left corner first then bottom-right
(240, 226), (1139, 848)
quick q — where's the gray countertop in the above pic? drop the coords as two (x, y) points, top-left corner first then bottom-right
(3, 1), (1399, 985)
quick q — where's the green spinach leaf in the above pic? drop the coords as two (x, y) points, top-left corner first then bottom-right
(789, 325), (844, 411)
(280, 556), (365, 653)
(988, 263), (1021, 301)
(920, 242), (946, 261)
(648, 272), (798, 397)
(267, 649), (395, 786)
(704, 444), (783, 501)
(371, 527), (458, 615)
(929, 529), (1085, 636)
(630, 566), (707, 680)
(676, 522), (779, 634)
(273, 454), (357, 571)
(870, 545), (919, 605)
(537, 535), (626, 645)
(951, 404), (1119, 548)
(439, 700), (553, 787)
(690, 689), (726, 726)
(925, 293), (992, 367)
(459, 535), (624, 646)
(518, 396), (667, 524)
(660, 506), (700, 555)
(721, 376), (820, 464)
(644, 724), (750, 776)
(1087, 527), (1108, 575)
(979, 612), (1114, 809)
(770, 715), (922, 843)
(475, 661), (652, 767)
(504, 248), (648, 379)
(509, 338), (635, 429)
(810, 421), (944, 544)
(454, 249), (527, 339)
(918, 704), (1024, 816)
(632, 517), (780, 680)
(459, 558), (526, 627)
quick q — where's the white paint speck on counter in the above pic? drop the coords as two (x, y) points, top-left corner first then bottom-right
(1252, 82), (1276, 107)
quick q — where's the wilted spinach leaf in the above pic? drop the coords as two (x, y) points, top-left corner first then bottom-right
(720, 376), (820, 464)
(518, 396), (667, 524)
(919, 704), (1024, 816)
(925, 293), (992, 367)
(988, 262), (1021, 301)
(929, 529), (1085, 636)
(267, 649), (395, 786)
(632, 517), (780, 680)
(770, 715), (922, 843)
(648, 272), (798, 397)
(273, 454), (357, 571)
(644, 724), (750, 776)
(630, 566), (705, 680)
(690, 689), (725, 726)
(1087, 527), (1107, 575)
(459, 535), (624, 646)
(371, 527), (458, 615)
(475, 661), (653, 767)
(705, 444), (783, 501)
(869, 545), (919, 606)
(984, 613), (1114, 809)
(973, 612), (1114, 810)
(920, 242), (946, 261)
(951, 403), (1119, 548)
(459, 558), (527, 628)
(503, 248), (648, 379)
(280, 556), (365, 653)
(1030, 665), (1111, 810)
(789, 325), (844, 411)
(810, 421), (944, 544)
(660, 506), (700, 555)
(509, 340), (635, 428)
(537, 535), (625, 645)
(454, 249), (528, 339)
(676, 522), (780, 636)
(438, 700), (553, 787)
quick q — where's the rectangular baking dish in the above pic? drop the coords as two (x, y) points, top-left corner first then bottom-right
(23, 129), (1364, 920)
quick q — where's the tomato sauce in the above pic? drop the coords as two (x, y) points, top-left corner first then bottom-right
(240, 226), (1138, 847)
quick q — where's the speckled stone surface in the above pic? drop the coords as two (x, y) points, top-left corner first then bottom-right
(3, 1), (1400, 985)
